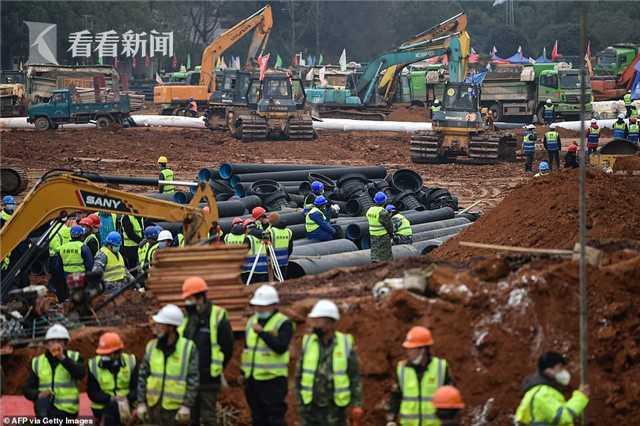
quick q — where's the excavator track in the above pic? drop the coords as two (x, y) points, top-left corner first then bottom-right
(238, 115), (268, 141)
(410, 130), (443, 163)
(286, 118), (315, 140)
(0, 167), (28, 196)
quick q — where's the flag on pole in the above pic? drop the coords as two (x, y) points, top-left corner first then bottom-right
(187, 53), (192, 70)
(491, 46), (498, 56)
(234, 56), (241, 69)
(493, 0), (507, 6)
(318, 54), (323, 65)
(258, 54), (270, 80)
(155, 72), (164, 85)
(585, 41), (593, 77)
(517, 46), (522, 55)
(305, 67), (314, 81)
(275, 54), (283, 68)
(339, 49), (347, 71)
(551, 40), (560, 61)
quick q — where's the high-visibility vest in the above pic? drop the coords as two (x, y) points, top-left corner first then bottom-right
(144, 336), (195, 410)
(177, 233), (185, 247)
(431, 105), (441, 113)
(0, 210), (11, 225)
(515, 384), (589, 425)
(32, 351), (81, 414)
(245, 235), (268, 274)
(300, 332), (353, 407)
(545, 131), (560, 151)
(305, 207), (325, 233)
(224, 233), (247, 246)
(269, 227), (292, 267)
(1, 254), (9, 270)
(138, 241), (158, 270)
(59, 240), (86, 273)
(623, 93), (632, 106)
(88, 353), (136, 410)
(121, 216), (143, 247)
(241, 312), (291, 380)
(394, 214), (412, 237)
(613, 121), (627, 139)
(397, 357), (448, 426)
(366, 206), (388, 237)
(543, 104), (555, 120)
(159, 168), (175, 193)
(631, 106), (639, 118)
(100, 246), (126, 282)
(178, 305), (228, 378)
(522, 133), (536, 154)
(84, 233), (100, 253)
(587, 127), (600, 147)
(628, 123), (639, 142)
(49, 224), (70, 257)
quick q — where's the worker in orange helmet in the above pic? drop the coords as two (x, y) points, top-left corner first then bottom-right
(432, 385), (464, 425)
(178, 277), (234, 425)
(386, 326), (453, 426)
(87, 332), (138, 426)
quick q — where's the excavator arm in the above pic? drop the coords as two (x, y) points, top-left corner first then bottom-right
(199, 5), (273, 92)
(0, 173), (219, 260)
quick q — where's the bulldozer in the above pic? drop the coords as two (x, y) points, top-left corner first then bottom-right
(227, 72), (315, 141)
(410, 82), (517, 164)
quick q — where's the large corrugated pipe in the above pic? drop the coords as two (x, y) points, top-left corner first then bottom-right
(291, 239), (358, 257)
(250, 180), (289, 211)
(229, 166), (386, 186)
(217, 163), (345, 180)
(235, 181), (306, 197)
(394, 190), (424, 211)
(308, 172), (337, 192)
(387, 169), (423, 192)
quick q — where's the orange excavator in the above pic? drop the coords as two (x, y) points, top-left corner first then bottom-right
(592, 53), (640, 101)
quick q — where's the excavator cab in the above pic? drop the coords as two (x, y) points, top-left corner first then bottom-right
(433, 82), (483, 129)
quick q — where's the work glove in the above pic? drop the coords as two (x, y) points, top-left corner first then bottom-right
(134, 403), (149, 423)
(331, 204), (340, 214)
(175, 405), (191, 424)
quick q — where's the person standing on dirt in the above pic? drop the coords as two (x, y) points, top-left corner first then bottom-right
(241, 285), (294, 426)
(23, 324), (85, 422)
(178, 277), (234, 426)
(244, 220), (269, 283)
(306, 196), (338, 242)
(386, 326), (453, 426)
(79, 215), (101, 257)
(432, 386), (465, 426)
(522, 124), (537, 172)
(386, 205), (413, 245)
(623, 90), (633, 117)
(135, 304), (199, 425)
(93, 231), (134, 294)
(87, 332), (138, 426)
(188, 97), (198, 117)
(628, 116), (639, 144)
(543, 129), (561, 170)
(612, 114), (628, 141)
(119, 214), (145, 269)
(515, 351), (590, 425)
(158, 155), (175, 194)
(367, 192), (394, 262)
(296, 299), (364, 426)
(59, 225), (94, 286)
(268, 212), (294, 279)
(543, 99), (555, 125)
(585, 118), (600, 158)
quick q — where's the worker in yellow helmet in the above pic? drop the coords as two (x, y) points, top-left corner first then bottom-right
(158, 156), (175, 194)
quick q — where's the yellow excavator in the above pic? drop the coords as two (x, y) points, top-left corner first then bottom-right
(154, 5), (273, 115)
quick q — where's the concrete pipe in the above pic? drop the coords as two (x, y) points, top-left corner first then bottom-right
(291, 239), (359, 257)
(412, 223), (472, 242)
(229, 166), (387, 186)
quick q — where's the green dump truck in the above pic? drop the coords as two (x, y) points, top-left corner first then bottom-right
(594, 44), (640, 78)
(27, 89), (130, 130)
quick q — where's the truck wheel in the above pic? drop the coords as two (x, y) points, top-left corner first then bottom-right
(489, 103), (503, 122)
(34, 117), (51, 131)
(96, 116), (112, 129)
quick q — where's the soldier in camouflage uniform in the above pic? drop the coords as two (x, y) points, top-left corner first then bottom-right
(296, 300), (364, 426)
(367, 192), (395, 262)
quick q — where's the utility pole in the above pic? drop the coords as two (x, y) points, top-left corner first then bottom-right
(289, 0), (296, 59)
(315, 1), (321, 56)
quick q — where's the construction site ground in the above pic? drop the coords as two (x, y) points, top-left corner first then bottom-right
(2, 126), (640, 425)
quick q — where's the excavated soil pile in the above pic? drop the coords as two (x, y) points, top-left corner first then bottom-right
(613, 155), (640, 171)
(386, 105), (428, 122)
(432, 169), (640, 263)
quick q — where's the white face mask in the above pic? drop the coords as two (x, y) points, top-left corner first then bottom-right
(554, 369), (571, 386)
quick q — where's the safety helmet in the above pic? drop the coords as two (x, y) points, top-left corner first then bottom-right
(2, 195), (15, 205)
(434, 99), (440, 105)
(181, 276), (208, 299)
(70, 225), (85, 238)
(152, 304), (184, 326)
(385, 204), (397, 213)
(157, 155), (168, 164)
(232, 217), (244, 225)
(252, 206), (267, 220)
(373, 191), (387, 205)
(539, 161), (550, 172)
(105, 231), (122, 246)
(158, 230), (173, 242)
(526, 124), (536, 130)
(87, 214), (100, 228)
(45, 323), (70, 341)
(590, 118), (597, 124)
(546, 98), (552, 104)
(250, 284), (279, 306)
(96, 332), (124, 355)
(313, 195), (328, 206)
(144, 225), (160, 240)
(432, 385), (465, 409)
(618, 113), (626, 120)
(308, 299), (340, 320)
(243, 219), (255, 228)
(79, 217), (94, 228)
(402, 326), (434, 348)
(310, 181), (324, 193)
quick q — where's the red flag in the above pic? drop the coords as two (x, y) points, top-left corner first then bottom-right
(172, 55), (177, 69)
(551, 40), (561, 61)
(258, 53), (270, 80)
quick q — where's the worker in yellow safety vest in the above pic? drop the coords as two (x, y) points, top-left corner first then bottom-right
(23, 324), (85, 421)
(386, 326), (453, 426)
(119, 215), (144, 269)
(92, 231), (133, 294)
(367, 192), (394, 262)
(241, 285), (294, 426)
(268, 212), (293, 279)
(296, 299), (364, 426)
(134, 304), (199, 425)
(158, 155), (175, 194)
(386, 205), (413, 245)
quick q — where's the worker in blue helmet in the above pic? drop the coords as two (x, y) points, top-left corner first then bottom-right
(305, 195), (341, 241)
(92, 232), (133, 293)
(535, 161), (551, 177)
(138, 226), (161, 273)
(303, 181), (325, 211)
(1, 195), (16, 228)
(57, 225), (94, 300)
(386, 204), (413, 245)
(366, 192), (394, 262)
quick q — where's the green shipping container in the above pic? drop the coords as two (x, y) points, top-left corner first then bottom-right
(409, 71), (427, 102)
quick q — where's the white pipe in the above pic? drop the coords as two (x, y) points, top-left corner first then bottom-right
(0, 117), (94, 129)
(314, 118), (432, 132)
(130, 115), (205, 128)
(551, 118), (619, 132)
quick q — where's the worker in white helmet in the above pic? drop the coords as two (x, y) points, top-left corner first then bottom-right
(296, 299), (364, 426)
(241, 285), (294, 426)
(23, 324), (85, 421)
(135, 304), (199, 425)
(543, 99), (555, 125)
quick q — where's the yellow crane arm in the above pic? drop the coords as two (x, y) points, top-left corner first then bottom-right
(199, 5), (273, 92)
(0, 174), (218, 260)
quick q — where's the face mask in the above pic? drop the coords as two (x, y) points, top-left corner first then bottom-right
(112, 244), (121, 252)
(5, 205), (15, 213)
(158, 241), (170, 248)
(410, 351), (424, 366)
(554, 369), (571, 386)
(256, 311), (271, 319)
(312, 327), (326, 338)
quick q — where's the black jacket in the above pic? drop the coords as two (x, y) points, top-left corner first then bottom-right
(23, 351), (85, 401)
(87, 356), (139, 406)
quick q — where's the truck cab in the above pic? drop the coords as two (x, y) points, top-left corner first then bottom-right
(247, 74), (306, 116)
(536, 68), (592, 121)
(595, 44), (640, 77)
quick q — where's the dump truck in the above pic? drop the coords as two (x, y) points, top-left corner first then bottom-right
(594, 44), (640, 78)
(27, 89), (130, 130)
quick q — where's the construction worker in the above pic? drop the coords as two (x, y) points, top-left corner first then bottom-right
(431, 99), (441, 118)
(0, 194), (16, 228)
(304, 181), (325, 210)
(630, 103), (639, 120)
(628, 116), (639, 144)
(522, 124), (537, 172)
(158, 229), (174, 249)
(244, 220), (269, 284)
(23, 324), (84, 421)
(158, 155), (175, 194)
(48, 219), (71, 301)
(224, 218), (249, 245)
(59, 224), (94, 281)
(515, 351), (590, 425)
(119, 215), (145, 269)
(432, 386), (464, 426)
(564, 141), (579, 169)
(306, 196), (337, 242)
(179, 277), (234, 425)
(367, 192), (394, 262)
(79, 216), (101, 257)
(534, 161), (551, 178)
(93, 231), (133, 294)
(135, 304), (199, 425)
(386, 205), (412, 245)
(296, 299), (363, 426)
(252, 206), (270, 233)
(612, 113), (628, 140)
(623, 90), (633, 117)
(543, 128), (561, 170)
(98, 211), (118, 244)
(138, 225), (160, 272)
(386, 326), (453, 426)
(268, 212), (293, 279)
(585, 118), (600, 157)
(87, 332), (138, 425)
(543, 99), (555, 125)
(188, 97), (198, 117)
(241, 285), (294, 426)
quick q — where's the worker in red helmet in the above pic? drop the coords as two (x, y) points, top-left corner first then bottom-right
(251, 207), (271, 233)
(564, 140), (579, 169)
(386, 326), (453, 426)
(242, 218), (268, 283)
(432, 385), (464, 425)
(79, 216), (100, 257)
